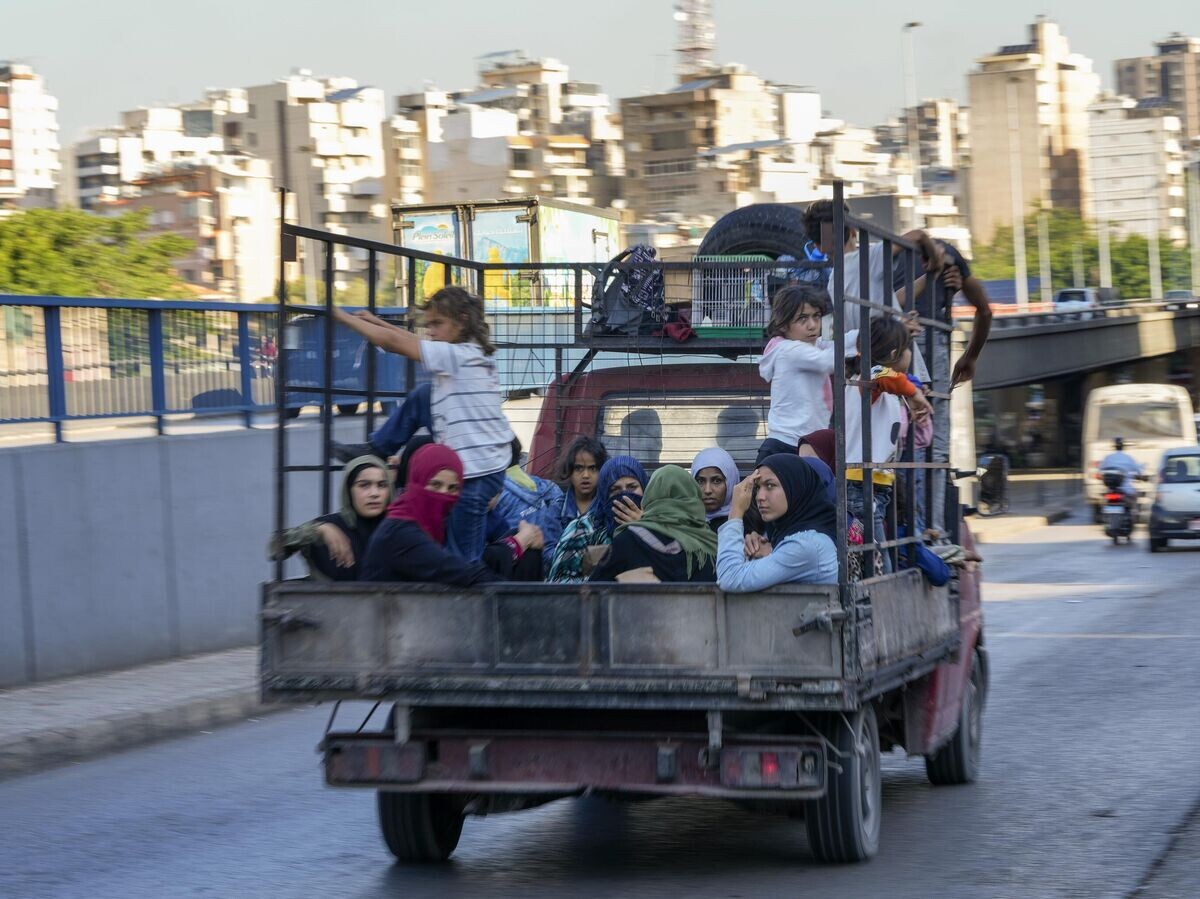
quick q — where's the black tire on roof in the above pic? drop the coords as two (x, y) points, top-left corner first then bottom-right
(696, 203), (811, 259)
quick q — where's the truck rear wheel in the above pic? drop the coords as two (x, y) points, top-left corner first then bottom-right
(377, 792), (465, 862)
(804, 705), (881, 863)
(695, 203), (808, 258)
(925, 650), (985, 785)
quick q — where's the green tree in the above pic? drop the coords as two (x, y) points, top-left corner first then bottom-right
(0, 207), (193, 298)
(971, 206), (1194, 301)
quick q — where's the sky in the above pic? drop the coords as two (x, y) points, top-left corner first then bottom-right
(5, 0), (1197, 143)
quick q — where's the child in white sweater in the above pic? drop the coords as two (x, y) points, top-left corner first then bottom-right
(757, 284), (858, 466)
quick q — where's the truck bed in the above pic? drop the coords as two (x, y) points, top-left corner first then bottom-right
(261, 571), (959, 713)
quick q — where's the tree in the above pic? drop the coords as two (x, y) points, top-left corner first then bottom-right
(0, 207), (194, 298)
(971, 206), (1194, 300)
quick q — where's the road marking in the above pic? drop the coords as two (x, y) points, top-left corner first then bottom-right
(990, 632), (1197, 640)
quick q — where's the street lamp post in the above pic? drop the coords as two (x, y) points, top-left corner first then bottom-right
(902, 22), (923, 229)
(1148, 178), (1163, 300)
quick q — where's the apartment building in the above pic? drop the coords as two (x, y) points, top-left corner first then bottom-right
(73, 94), (238, 211)
(1088, 93), (1187, 243)
(1116, 34), (1200, 145)
(222, 71), (387, 288)
(0, 62), (61, 212)
(967, 19), (1100, 242)
(98, 154), (278, 300)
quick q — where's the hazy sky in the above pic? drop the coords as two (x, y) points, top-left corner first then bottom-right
(5, 0), (1196, 143)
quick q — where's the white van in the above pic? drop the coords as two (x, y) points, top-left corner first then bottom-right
(1083, 384), (1198, 517)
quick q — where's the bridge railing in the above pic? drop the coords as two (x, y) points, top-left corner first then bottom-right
(953, 298), (1193, 328)
(0, 296), (281, 441)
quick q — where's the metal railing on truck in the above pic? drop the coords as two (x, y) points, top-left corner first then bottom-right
(271, 180), (956, 587)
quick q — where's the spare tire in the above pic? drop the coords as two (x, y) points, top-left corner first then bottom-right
(696, 203), (810, 259)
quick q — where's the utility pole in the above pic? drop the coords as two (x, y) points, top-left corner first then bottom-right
(1038, 211), (1052, 303)
(1148, 179), (1163, 300)
(1007, 77), (1029, 307)
(1189, 164), (1200, 296)
(1098, 220), (1112, 289)
(902, 22), (923, 228)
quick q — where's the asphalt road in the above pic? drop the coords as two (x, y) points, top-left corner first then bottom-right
(2, 511), (1197, 899)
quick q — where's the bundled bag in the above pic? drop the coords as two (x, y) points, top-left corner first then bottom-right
(585, 245), (665, 336)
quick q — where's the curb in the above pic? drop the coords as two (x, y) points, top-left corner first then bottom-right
(0, 687), (267, 781)
(970, 507), (1074, 544)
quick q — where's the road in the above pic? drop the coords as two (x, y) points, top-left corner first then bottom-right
(1, 510), (1197, 899)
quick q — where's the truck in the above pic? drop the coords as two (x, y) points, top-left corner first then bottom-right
(263, 185), (986, 865)
(393, 196), (623, 306)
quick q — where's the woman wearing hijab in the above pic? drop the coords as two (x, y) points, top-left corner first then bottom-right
(269, 455), (392, 581)
(717, 453), (838, 591)
(591, 465), (717, 583)
(360, 444), (500, 585)
(547, 455), (648, 583)
(690, 447), (741, 532)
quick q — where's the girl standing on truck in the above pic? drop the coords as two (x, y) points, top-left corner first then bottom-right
(757, 285), (859, 466)
(333, 287), (514, 563)
(843, 318), (931, 573)
(717, 454), (838, 591)
(547, 455), (647, 583)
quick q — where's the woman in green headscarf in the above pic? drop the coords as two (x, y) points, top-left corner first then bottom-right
(589, 465), (717, 583)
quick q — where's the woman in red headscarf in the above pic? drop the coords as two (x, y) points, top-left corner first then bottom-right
(360, 444), (501, 585)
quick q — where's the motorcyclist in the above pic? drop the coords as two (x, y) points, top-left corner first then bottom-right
(1099, 437), (1142, 512)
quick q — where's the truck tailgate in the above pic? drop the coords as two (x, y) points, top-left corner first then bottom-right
(260, 581), (851, 710)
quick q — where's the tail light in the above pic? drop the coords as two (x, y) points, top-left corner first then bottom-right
(721, 746), (823, 789)
(1104, 492), (1123, 502)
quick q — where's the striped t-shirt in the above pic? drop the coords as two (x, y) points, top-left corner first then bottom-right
(421, 340), (513, 478)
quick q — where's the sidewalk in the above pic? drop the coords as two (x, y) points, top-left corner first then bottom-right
(968, 470), (1083, 543)
(0, 647), (264, 780)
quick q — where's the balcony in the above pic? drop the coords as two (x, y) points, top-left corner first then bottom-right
(314, 139), (345, 157)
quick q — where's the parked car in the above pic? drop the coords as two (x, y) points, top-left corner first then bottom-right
(1148, 446), (1200, 552)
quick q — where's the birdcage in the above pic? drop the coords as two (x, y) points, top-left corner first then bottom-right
(689, 254), (775, 338)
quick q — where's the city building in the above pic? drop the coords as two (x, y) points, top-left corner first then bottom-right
(73, 93), (239, 211)
(451, 52), (625, 207)
(1087, 93), (1187, 244)
(0, 63), (62, 212)
(1116, 34), (1200, 145)
(97, 153), (279, 301)
(620, 65), (785, 219)
(967, 18), (1100, 243)
(423, 105), (594, 204)
(222, 71), (388, 289)
(384, 113), (424, 206)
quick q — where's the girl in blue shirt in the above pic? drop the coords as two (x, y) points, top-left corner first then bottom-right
(717, 453), (839, 591)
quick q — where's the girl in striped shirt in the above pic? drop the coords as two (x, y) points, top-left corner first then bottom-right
(334, 287), (514, 562)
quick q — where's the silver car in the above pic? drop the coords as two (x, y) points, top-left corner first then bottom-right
(1148, 446), (1200, 552)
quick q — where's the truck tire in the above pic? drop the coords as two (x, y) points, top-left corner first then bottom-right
(696, 203), (810, 259)
(925, 650), (985, 785)
(377, 791), (465, 862)
(804, 705), (882, 863)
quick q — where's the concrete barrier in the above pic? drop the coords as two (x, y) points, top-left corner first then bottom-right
(0, 427), (326, 687)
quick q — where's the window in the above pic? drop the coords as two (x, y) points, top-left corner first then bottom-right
(247, 132), (258, 148)
(1162, 455), (1200, 483)
(1097, 403), (1184, 440)
(511, 148), (531, 169)
(248, 104), (257, 119)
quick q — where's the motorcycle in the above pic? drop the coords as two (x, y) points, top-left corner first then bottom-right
(1099, 469), (1135, 545)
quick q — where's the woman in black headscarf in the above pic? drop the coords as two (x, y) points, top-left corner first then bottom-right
(716, 453), (839, 591)
(269, 454), (393, 581)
